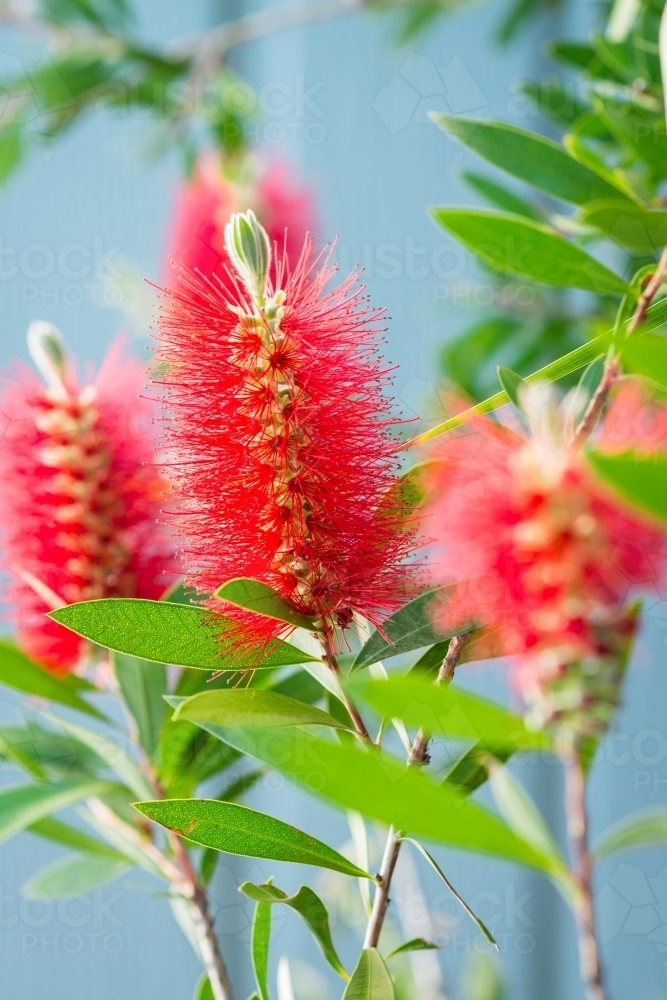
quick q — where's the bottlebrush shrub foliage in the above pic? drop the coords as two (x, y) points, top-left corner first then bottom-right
(0, 324), (176, 670)
(166, 153), (316, 290)
(155, 211), (416, 649)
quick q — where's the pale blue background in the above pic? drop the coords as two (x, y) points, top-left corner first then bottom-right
(1, 1), (667, 998)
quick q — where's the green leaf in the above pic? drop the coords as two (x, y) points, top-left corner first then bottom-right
(620, 333), (667, 390)
(443, 744), (513, 796)
(112, 652), (166, 758)
(384, 938), (440, 960)
(172, 690), (350, 730)
(581, 200), (667, 251)
(432, 115), (633, 206)
(352, 590), (476, 670)
(0, 780), (110, 846)
(240, 882), (347, 979)
(343, 949), (395, 1000)
(0, 124), (23, 186)
(462, 170), (540, 220)
(348, 677), (549, 751)
(44, 714), (153, 800)
(251, 896), (271, 1000)
(593, 807), (667, 860)
(28, 816), (123, 858)
(401, 838), (497, 947)
(202, 728), (562, 876)
(496, 367), (526, 407)
(0, 721), (101, 781)
(431, 208), (628, 294)
(134, 799), (372, 878)
(586, 451), (667, 521)
(23, 854), (129, 898)
(215, 578), (318, 631)
(0, 640), (102, 718)
(193, 975), (215, 1000)
(49, 599), (316, 670)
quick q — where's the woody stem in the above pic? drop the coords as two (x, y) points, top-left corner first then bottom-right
(363, 632), (469, 950)
(563, 747), (606, 1000)
(572, 246), (667, 446)
(320, 633), (371, 741)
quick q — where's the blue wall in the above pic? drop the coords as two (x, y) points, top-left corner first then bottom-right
(2, 0), (667, 998)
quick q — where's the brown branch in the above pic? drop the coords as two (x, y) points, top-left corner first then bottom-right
(563, 749), (607, 1000)
(320, 634), (371, 740)
(173, 0), (363, 66)
(571, 246), (667, 447)
(363, 632), (470, 949)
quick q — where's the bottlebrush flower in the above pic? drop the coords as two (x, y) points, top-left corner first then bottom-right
(154, 210), (415, 651)
(423, 383), (666, 740)
(166, 153), (316, 287)
(0, 323), (177, 671)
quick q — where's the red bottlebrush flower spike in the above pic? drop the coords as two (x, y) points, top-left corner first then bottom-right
(0, 323), (177, 671)
(166, 153), (316, 288)
(155, 210), (415, 650)
(423, 383), (667, 740)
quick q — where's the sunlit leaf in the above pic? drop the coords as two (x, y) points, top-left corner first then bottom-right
(582, 200), (667, 250)
(215, 578), (318, 631)
(343, 949), (395, 999)
(384, 938), (440, 960)
(49, 599), (316, 670)
(173, 689), (350, 730)
(432, 208), (628, 294)
(134, 799), (372, 878)
(432, 115), (634, 205)
(240, 881), (347, 978)
(587, 451), (667, 521)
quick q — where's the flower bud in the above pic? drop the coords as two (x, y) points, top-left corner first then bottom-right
(224, 209), (271, 306)
(27, 321), (69, 400)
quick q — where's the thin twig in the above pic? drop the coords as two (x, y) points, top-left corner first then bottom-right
(363, 633), (470, 949)
(173, 0), (363, 65)
(563, 748), (607, 1000)
(320, 634), (371, 740)
(571, 246), (667, 446)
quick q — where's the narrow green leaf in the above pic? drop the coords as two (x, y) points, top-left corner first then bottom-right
(409, 294), (667, 447)
(593, 807), (667, 860)
(582, 200), (667, 251)
(401, 838), (497, 947)
(45, 714), (153, 800)
(0, 640), (102, 718)
(0, 124), (23, 186)
(432, 208), (628, 294)
(194, 975), (215, 1000)
(23, 854), (129, 898)
(348, 677), (549, 751)
(462, 170), (540, 219)
(28, 816), (124, 858)
(385, 938), (440, 960)
(352, 590), (476, 671)
(488, 765), (574, 902)
(406, 642), (452, 678)
(49, 599), (316, 670)
(0, 780), (110, 846)
(251, 897), (271, 1000)
(134, 799), (372, 878)
(202, 728), (562, 876)
(343, 949), (395, 1000)
(620, 333), (667, 390)
(112, 652), (166, 758)
(497, 367), (526, 407)
(432, 115), (633, 206)
(173, 690), (350, 731)
(215, 578), (318, 631)
(240, 881), (347, 979)
(443, 744), (514, 796)
(587, 451), (667, 521)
